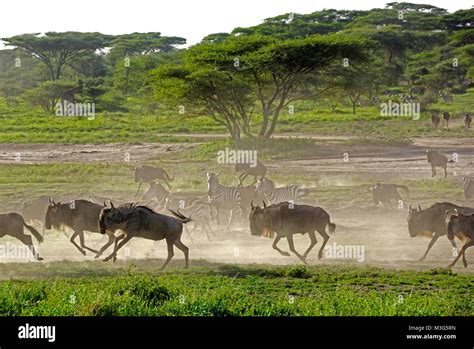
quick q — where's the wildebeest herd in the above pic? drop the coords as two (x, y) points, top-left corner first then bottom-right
(2, 148), (474, 269)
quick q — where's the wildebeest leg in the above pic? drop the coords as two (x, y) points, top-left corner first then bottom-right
(419, 234), (440, 261)
(17, 234), (43, 260)
(316, 228), (330, 260)
(303, 231), (317, 259)
(160, 238), (175, 270)
(272, 235), (290, 257)
(173, 238), (189, 268)
(431, 164), (436, 177)
(77, 230), (99, 254)
(444, 165), (447, 178)
(69, 230), (86, 256)
(449, 238), (457, 250)
(286, 235), (306, 263)
(95, 233), (115, 258)
(448, 241), (474, 268)
(103, 234), (131, 262)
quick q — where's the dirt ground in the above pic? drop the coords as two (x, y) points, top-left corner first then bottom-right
(0, 136), (473, 274)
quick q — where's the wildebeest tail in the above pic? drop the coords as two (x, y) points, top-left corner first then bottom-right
(23, 222), (44, 243)
(327, 222), (336, 235)
(163, 169), (174, 182)
(395, 185), (410, 198)
(168, 209), (192, 223)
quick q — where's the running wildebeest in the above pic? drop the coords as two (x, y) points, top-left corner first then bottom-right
(407, 202), (474, 261)
(463, 113), (472, 130)
(463, 177), (474, 200)
(98, 203), (190, 269)
(367, 183), (409, 209)
(249, 202), (335, 262)
(0, 213), (43, 260)
(445, 209), (474, 268)
(45, 199), (115, 258)
(426, 149), (453, 177)
(235, 160), (267, 186)
(134, 166), (174, 195)
(430, 113), (440, 129)
(442, 111), (450, 128)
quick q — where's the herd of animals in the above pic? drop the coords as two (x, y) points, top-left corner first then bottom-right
(1, 147), (474, 270)
(430, 111), (472, 130)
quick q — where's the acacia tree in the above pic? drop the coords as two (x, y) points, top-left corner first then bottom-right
(154, 35), (368, 140)
(2, 32), (112, 81)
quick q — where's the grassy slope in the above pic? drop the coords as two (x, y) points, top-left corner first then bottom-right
(0, 262), (472, 316)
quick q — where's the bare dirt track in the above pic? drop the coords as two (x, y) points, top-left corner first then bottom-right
(0, 136), (473, 275)
(0, 142), (200, 164)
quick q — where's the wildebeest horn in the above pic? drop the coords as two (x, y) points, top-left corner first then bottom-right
(250, 201), (254, 209)
(417, 204), (421, 211)
(263, 201), (267, 208)
(110, 201), (115, 209)
(49, 197), (55, 206)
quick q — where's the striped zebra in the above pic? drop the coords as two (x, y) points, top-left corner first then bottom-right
(207, 172), (242, 230)
(140, 182), (170, 209)
(166, 199), (214, 242)
(256, 177), (309, 205)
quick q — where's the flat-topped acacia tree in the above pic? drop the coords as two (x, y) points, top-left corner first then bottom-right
(153, 34), (368, 140)
(2, 32), (113, 81)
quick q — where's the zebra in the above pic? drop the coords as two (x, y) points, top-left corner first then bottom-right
(140, 182), (170, 210)
(256, 177), (309, 205)
(166, 199), (214, 242)
(207, 172), (242, 230)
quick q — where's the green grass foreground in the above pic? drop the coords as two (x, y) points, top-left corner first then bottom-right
(0, 262), (472, 316)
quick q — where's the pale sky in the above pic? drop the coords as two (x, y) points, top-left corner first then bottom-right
(1, 0), (472, 48)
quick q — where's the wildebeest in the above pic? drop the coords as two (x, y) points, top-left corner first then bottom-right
(367, 183), (409, 209)
(20, 196), (52, 234)
(407, 202), (474, 261)
(426, 149), (453, 177)
(45, 199), (115, 257)
(463, 177), (474, 200)
(235, 160), (267, 186)
(430, 113), (440, 129)
(0, 213), (43, 260)
(256, 177), (309, 205)
(98, 203), (190, 269)
(445, 210), (474, 268)
(463, 113), (472, 130)
(442, 111), (450, 128)
(249, 202), (335, 262)
(134, 166), (174, 194)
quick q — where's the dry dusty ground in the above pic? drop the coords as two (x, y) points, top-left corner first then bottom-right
(0, 136), (473, 276)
